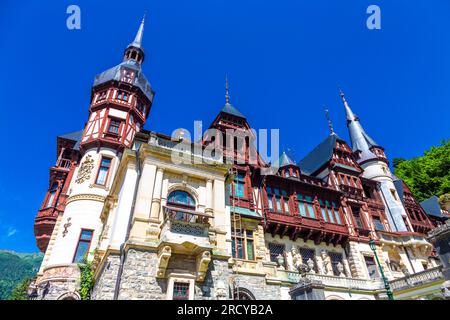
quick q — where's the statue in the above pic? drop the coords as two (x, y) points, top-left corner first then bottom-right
(277, 254), (285, 270)
(291, 247), (302, 272)
(336, 262), (345, 277)
(306, 258), (316, 274)
(320, 250), (331, 275)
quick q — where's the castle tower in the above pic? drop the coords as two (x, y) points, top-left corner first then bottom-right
(340, 91), (410, 232)
(36, 18), (155, 294)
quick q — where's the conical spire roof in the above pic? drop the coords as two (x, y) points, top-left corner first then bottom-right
(129, 15), (145, 49)
(220, 75), (246, 118)
(279, 151), (296, 167)
(340, 90), (379, 155)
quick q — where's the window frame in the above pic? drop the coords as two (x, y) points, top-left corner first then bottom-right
(231, 229), (255, 261)
(95, 156), (113, 186)
(107, 118), (121, 135)
(72, 229), (94, 263)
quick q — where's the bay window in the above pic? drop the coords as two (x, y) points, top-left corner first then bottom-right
(297, 193), (316, 219)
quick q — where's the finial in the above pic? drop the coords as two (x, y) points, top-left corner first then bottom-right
(339, 87), (346, 102)
(225, 74), (230, 104)
(324, 108), (335, 135)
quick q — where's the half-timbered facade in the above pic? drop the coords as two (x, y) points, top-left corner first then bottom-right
(31, 17), (446, 300)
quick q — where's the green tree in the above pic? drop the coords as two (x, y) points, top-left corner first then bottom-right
(394, 139), (450, 202)
(9, 277), (32, 300)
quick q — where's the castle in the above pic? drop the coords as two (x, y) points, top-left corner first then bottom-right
(31, 18), (446, 300)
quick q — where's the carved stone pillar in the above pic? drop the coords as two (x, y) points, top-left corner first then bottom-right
(130, 159), (157, 241)
(205, 179), (213, 215)
(150, 167), (165, 220)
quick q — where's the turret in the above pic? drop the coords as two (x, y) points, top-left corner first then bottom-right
(340, 90), (409, 232)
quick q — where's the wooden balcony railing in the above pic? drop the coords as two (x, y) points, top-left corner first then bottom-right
(55, 158), (71, 169)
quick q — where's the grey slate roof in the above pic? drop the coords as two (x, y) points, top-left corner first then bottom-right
(93, 60), (154, 101)
(298, 134), (338, 175)
(421, 196), (446, 218)
(58, 130), (83, 151)
(341, 92), (380, 156)
(221, 102), (246, 119)
(393, 178), (405, 203)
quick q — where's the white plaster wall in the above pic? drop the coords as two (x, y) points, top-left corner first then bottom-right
(47, 199), (104, 266)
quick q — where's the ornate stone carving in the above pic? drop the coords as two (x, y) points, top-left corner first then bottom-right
(277, 254), (286, 270)
(291, 247), (302, 272)
(196, 251), (211, 281)
(336, 262), (345, 277)
(320, 250), (331, 275)
(441, 280), (450, 300)
(306, 258), (316, 274)
(62, 217), (72, 237)
(156, 246), (172, 278)
(75, 155), (95, 184)
(214, 280), (228, 300)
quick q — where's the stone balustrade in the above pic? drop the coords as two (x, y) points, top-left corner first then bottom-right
(389, 265), (444, 291)
(277, 269), (384, 291)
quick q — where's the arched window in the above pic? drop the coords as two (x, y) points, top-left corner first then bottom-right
(233, 288), (255, 300)
(167, 190), (195, 207)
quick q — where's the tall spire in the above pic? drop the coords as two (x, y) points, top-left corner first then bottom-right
(324, 108), (335, 135)
(129, 14), (145, 49)
(339, 90), (379, 156)
(225, 74), (230, 104)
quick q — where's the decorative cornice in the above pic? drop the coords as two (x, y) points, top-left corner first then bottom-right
(66, 193), (106, 205)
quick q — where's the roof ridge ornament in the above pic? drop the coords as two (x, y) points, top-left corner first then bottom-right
(324, 107), (335, 135)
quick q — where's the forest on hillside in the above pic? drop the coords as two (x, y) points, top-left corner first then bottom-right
(394, 139), (450, 203)
(0, 251), (43, 300)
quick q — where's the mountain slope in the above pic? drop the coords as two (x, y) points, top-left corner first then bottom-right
(0, 250), (43, 300)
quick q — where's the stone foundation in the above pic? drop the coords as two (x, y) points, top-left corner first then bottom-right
(91, 254), (121, 300)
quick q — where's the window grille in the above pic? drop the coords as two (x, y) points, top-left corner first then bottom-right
(299, 247), (318, 272)
(269, 243), (286, 268)
(329, 251), (345, 276)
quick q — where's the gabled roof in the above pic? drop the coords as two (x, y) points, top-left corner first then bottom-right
(221, 102), (246, 119)
(421, 196), (446, 218)
(58, 130), (83, 151)
(299, 134), (338, 175)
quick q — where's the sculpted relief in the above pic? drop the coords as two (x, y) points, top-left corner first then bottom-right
(75, 155), (95, 184)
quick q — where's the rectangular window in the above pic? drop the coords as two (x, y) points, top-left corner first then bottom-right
(108, 119), (121, 134)
(373, 217), (385, 231)
(232, 229), (255, 261)
(329, 252), (345, 276)
(269, 243), (285, 268)
(173, 282), (189, 300)
(73, 229), (93, 263)
(45, 183), (58, 208)
(304, 196), (316, 219)
(332, 202), (342, 225)
(299, 248), (317, 273)
(233, 173), (245, 198)
(116, 90), (128, 101)
(352, 207), (364, 229)
(319, 199), (328, 222)
(96, 157), (112, 185)
(297, 194), (307, 217)
(364, 256), (379, 280)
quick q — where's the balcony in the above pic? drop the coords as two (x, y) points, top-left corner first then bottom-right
(160, 206), (212, 252)
(276, 270), (384, 291)
(264, 212), (349, 245)
(54, 158), (72, 170)
(389, 266), (444, 292)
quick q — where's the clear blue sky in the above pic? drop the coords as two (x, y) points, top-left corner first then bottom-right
(0, 0), (449, 252)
